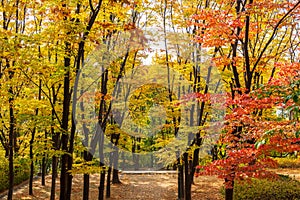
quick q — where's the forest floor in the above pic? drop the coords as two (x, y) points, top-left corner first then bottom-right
(0, 172), (223, 200)
(0, 168), (299, 200)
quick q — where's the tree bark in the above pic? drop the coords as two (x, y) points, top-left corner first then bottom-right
(29, 79), (41, 195)
(8, 81), (15, 200)
(184, 153), (191, 200)
(225, 179), (234, 200)
(106, 165), (112, 198)
(112, 135), (121, 184)
(41, 154), (46, 186)
(50, 155), (58, 200)
(50, 83), (60, 200)
(177, 155), (184, 200)
(83, 173), (90, 200)
(59, 40), (71, 200)
(98, 169), (106, 200)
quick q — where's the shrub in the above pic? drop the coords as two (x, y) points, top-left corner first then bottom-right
(199, 155), (212, 166)
(0, 157), (9, 192)
(0, 156), (31, 193)
(230, 177), (300, 200)
(274, 157), (300, 168)
(14, 157), (31, 185)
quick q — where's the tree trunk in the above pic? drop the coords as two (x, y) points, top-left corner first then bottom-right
(112, 148), (121, 184)
(211, 145), (218, 161)
(66, 116), (76, 200)
(184, 153), (191, 200)
(106, 137), (113, 198)
(41, 130), (47, 186)
(111, 133), (121, 184)
(83, 173), (90, 200)
(29, 79), (41, 195)
(59, 32), (72, 199)
(112, 168), (121, 184)
(97, 62), (108, 200)
(98, 122), (106, 200)
(50, 155), (58, 200)
(225, 179), (234, 200)
(50, 84), (60, 200)
(106, 166), (112, 198)
(41, 155), (46, 186)
(29, 137), (34, 195)
(191, 136), (202, 184)
(7, 55), (16, 200)
(7, 86), (15, 200)
(98, 168), (106, 200)
(177, 156), (184, 200)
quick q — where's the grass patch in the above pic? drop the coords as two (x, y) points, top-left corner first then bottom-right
(220, 175), (300, 200)
(274, 157), (300, 168)
(0, 156), (31, 193)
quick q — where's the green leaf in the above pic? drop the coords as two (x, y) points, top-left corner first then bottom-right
(296, 130), (300, 138)
(292, 94), (298, 103)
(255, 139), (266, 149)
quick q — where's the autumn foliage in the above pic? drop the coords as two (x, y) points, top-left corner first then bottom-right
(191, 0), (300, 196)
(1, 0), (300, 200)
(196, 62), (300, 187)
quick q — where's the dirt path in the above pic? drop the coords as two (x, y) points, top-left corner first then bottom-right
(2, 168), (299, 200)
(110, 173), (223, 200)
(0, 173), (223, 200)
(269, 168), (300, 181)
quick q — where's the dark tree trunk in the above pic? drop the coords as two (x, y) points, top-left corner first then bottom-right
(41, 155), (46, 186)
(7, 58), (15, 200)
(106, 136), (113, 198)
(112, 133), (121, 184)
(184, 153), (191, 200)
(112, 168), (121, 184)
(98, 169), (106, 200)
(106, 165), (112, 198)
(29, 79), (41, 195)
(132, 138), (136, 170)
(82, 115), (92, 200)
(98, 125), (106, 200)
(41, 130), (47, 186)
(59, 41), (71, 200)
(211, 145), (218, 161)
(112, 149), (121, 184)
(191, 136), (202, 184)
(177, 156), (184, 200)
(8, 87), (15, 200)
(0, 127), (9, 158)
(79, 51), (91, 200)
(4, 147), (9, 158)
(66, 116), (76, 200)
(83, 173), (90, 200)
(29, 129), (35, 195)
(225, 188), (234, 200)
(97, 67), (109, 200)
(50, 84), (60, 200)
(50, 155), (58, 200)
(225, 179), (234, 200)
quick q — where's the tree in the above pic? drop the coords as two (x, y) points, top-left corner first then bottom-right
(0, 0), (31, 199)
(191, 0), (300, 199)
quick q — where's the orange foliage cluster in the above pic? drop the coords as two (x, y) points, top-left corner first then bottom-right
(190, 9), (242, 47)
(190, 0), (300, 189)
(196, 63), (300, 188)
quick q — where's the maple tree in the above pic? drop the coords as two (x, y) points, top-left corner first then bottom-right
(190, 0), (300, 199)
